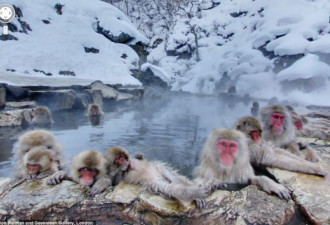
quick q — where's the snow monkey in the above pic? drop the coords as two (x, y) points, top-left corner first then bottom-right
(105, 146), (209, 209)
(234, 116), (326, 176)
(195, 128), (291, 200)
(15, 129), (65, 182)
(259, 105), (318, 162)
(250, 101), (259, 117)
(70, 150), (111, 195)
(31, 106), (54, 125)
(18, 146), (58, 179)
(86, 103), (103, 116)
(288, 109), (330, 141)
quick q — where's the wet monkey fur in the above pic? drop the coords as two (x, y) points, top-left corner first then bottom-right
(195, 128), (291, 200)
(234, 116), (326, 176)
(105, 146), (209, 209)
(259, 105), (318, 162)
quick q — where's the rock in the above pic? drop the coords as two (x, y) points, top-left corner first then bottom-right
(118, 86), (144, 99)
(91, 81), (133, 101)
(30, 90), (76, 111)
(0, 109), (33, 127)
(267, 138), (330, 225)
(0, 179), (295, 224)
(96, 21), (133, 43)
(5, 85), (30, 101)
(5, 101), (36, 109)
(0, 85), (5, 108)
(86, 89), (103, 106)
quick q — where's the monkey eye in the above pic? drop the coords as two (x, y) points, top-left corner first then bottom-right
(46, 145), (52, 149)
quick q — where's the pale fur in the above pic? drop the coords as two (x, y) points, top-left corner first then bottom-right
(70, 149), (107, 184)
(19, 146), (58, 179)
(105, 146), (208, 205)
(14, 129), (65, 179)
(195, 128), (291, 200)
(234, 116), (326, 176)
(259, 105), (319, 162)
(31, 106), (54, 125)
(86, 103), (103, 116)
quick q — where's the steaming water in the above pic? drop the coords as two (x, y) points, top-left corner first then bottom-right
(0, 93), (252, 178)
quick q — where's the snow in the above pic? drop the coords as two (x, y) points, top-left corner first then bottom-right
(276, 54), (330, 81)
(0, 0), (149, 86)
(141, 63), (172, 85)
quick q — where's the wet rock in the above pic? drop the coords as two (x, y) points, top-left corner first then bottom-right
(268, 138), (330, 225)
(91, 81), (133, 101)
(5, 85), (30, 101)
(86, 89), (103, 106)
(0, 109), (33, 127)
(0, 85), (5, 108)
(0, 179), (294, 224)
(5, 101), (36, 109)
(30, 90), (76, 111)
(72, 89), (103, 109)
(118, 86), (144, 100)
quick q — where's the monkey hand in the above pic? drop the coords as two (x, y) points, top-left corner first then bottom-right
(193, 198), (207, 209)
(25, 174), (38, 180)
(134, 152), (144, 160)
(211, 181), (227, 191)
(121, 161), (130, 171)
(88, 177), (112, 196)
(305, 148), (319, 163)
(46, 171), (67, 185)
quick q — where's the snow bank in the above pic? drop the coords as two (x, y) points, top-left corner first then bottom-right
(0, 0), (149, 86)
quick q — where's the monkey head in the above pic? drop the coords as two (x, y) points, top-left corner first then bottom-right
(87, 104), (103, 116)
(71, 150), (107, 186)
(260, 105), (292, 136)
(18, 129), (57, 155)
(234, 116), (262, 143)
(290, 112), (303, 130)
(204, 128), (249, 168)
(104, 146), (130, 167)
(23, 146), (55, 175)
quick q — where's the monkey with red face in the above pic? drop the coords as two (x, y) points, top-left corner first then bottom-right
(195, 128), (291, 200)
(235, 116), (326, 176)
(259, 105), (318, 162)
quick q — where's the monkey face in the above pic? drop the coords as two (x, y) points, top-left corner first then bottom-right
(294, 120), (303, 130)
(79, 167), (98, 186)
(115, 153), (128, 166)
(217, 139), (238, 167)
(270, 113), (285, 134)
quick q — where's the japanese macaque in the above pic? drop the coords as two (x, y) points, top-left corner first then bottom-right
(86, 103), (103, 116)
(259, 105), (318, 162)
(291, 112), (330, 141)
(18, 146), (58, 179)
(31, 106), (54, 125)
(71, 150), (111, 195)
(105, 146), (209, 208)
(15, 129), (67, 185)
(250, 101), (259, 117)
(234, 116), (326, 176)
(195, 128), (291, 200)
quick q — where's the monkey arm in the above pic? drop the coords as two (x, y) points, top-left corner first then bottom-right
(261, 148), (326, 176)
(250, 175), (291, 200)
(88, 175), (112, 196)
(46, 170), (70, 185)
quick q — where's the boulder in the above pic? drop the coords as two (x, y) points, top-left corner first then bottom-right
(268, 138), (330, 225)
(30, 90), (76, 111)
(0, 85), (5, 108)
(91, 81), (133, 101)
(0, 109), (33, 127)
(0, 179), (295, 224)
(5, 101), (36, 109)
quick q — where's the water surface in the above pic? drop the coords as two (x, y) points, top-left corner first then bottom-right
(0, 93), (251, 177)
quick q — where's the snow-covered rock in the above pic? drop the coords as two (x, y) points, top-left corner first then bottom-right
(0, 0), (149, 86)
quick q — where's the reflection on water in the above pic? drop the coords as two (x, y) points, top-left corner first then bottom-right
(0, 93), (251, 177)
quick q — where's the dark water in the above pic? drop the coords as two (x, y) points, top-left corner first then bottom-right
(0, 93), (252, 178)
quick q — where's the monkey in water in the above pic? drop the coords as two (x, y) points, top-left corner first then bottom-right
(259, 105), (318, 162)
(18, 146), (58, 180)
(86, 103), (103, 126)
(15, 129), (67, 184)
(250, 101), (259, 117)
(31, 106), (54, 125)
(70, 150), (111, 195)
(195, 128), (291, 200)
(105, 146), (209, 209)
(234, 116), (326, 176)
